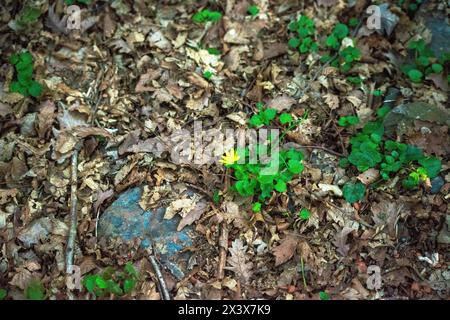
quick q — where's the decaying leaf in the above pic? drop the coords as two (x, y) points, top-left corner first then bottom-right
(272, 235), (298, 266)
(266, 95), (296, 112)
(225, 239), (253, 283)
(333, 227), (355, 256)
(177, 200), (208, 231)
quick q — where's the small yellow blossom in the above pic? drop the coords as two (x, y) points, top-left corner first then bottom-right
(219, 148), (240, 165)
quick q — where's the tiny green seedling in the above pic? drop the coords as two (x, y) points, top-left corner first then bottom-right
(249, 104), (277, 127)
(279, 113), (293, 125)
(207, 47), (222, 55)
(346, 76), (363, 86)
(213, 190), (221, 205)
(0, 288), (7, 300)
(298, 208), (311, 220)
(252, 202), (262, 212)
(192, 9), (222, 23)
(25, 279), (46, 300)
(336, 45), (361, 72)
(9, 50), (43, 97)
(203, 70), (213, 80)
(343, 181), (366, 204)
(348, 18), (359, 28)
(319, 291), (330, 300)
(338, 115), (359, 127)
(326, 23), (349, 50)
(248, 5), (260, 17)
(372, 89), (383, 97)
(82, 262), (139, 298)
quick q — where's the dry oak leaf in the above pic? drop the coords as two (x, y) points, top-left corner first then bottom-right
(135, 69), (162, 92)
(177, 200), (209, 231)
(272, 235), (298, 266)
(266, 95), (296, 112)
(225, 239), (253, 284)
(324, 93), (339, 110)
(37, 100), (56, 139)
(333, 226), (354, 256)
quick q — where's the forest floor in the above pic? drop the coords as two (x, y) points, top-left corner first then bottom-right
(0, 0), (449, 300)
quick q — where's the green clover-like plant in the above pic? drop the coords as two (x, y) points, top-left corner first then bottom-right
(248, 5), (260, 17)
(82, 262), (139, 298)
(25, 279), (46, 300)
(343, 181), (366, 204)
(288, 16), (318, 54)
(298, 208), (311, 220)
(249, 104), (277, 127)
(339, 92), (442, 196)
(0, 288), (7, 300)
(192, 9), (222, 23)
(338, 115), (359, 127)
(401, 39), (449, 85)
(9, 50), (43, 97)
(203, 70), (213, 80)
(227, 106), (306, 208)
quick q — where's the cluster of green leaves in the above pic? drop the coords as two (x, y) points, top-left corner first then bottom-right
(0, 288), (7, 300)
(346, 75), (363, 86)
(339, 105), (442, 203)
(287, 18), (361, 73)
(15, 5), (41, 28)
(248, 5), (260, 17)
(343, 181), (366, 204)
(65, 0), (91, 4)
(401, 39), (449, 84)
(192, 9), (222, 23)
(229, 105), (305, 211)
(9, 51), (43, 97)
(287, 16), (318, 54)
(338, 115), (359, 127)
(335, 45), (362, 72)
(325, 23), (349, 51)
(82, 262), (139, 298)
(25, 279), (46, 300)
(321, 23), (361, 72)
(249, 103), (277, 127)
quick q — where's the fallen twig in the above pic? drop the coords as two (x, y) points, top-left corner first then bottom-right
(217, 222), (229, 280)
(65, 142), (82, 273)
(148, 252), (171, 300)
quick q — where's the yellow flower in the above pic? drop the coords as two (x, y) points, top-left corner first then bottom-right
(220, 148), (240, 166)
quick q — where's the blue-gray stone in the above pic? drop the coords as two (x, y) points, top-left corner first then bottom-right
(430, 176), (445, 194)
(417, 4), (450, 59)
(98, 187), (196, 279)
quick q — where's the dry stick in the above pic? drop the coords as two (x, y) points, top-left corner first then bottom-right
(217, 223), (229, 280)
(65, 142), (82, 273)
(148, 253), (171, 300)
